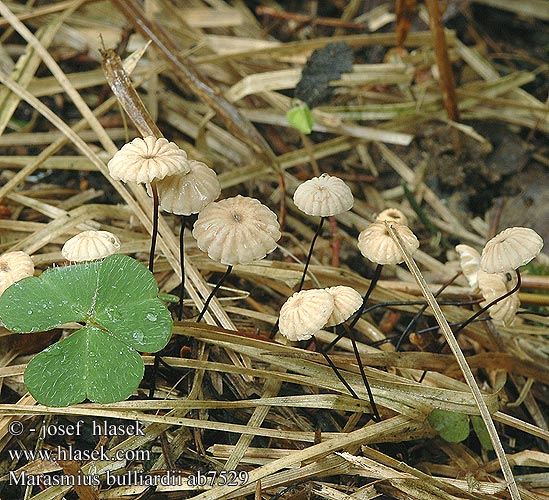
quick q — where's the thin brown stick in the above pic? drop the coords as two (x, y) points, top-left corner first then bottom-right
(395, 0), (417, 47)
(425, 0), (460, 123)
(100, 48), (162, 139)
(256, 6), (368, 30)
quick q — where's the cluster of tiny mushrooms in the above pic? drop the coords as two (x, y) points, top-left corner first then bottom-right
(0, 135), (544, 417)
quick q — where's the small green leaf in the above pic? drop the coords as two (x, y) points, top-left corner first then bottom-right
(471, 415), (494, 450)
(428, 409), (470, 443)
(24, 325), (143, 406)
(286, 102), (314, 134)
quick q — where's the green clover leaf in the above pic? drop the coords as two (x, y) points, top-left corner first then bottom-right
(0, 254), (172, 406)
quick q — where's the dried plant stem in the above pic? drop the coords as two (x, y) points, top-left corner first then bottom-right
(386, 222), (521, 500)
(298, 217), (324, 292)
(101, 48), (162, 138)
(112, 0), (279, 169)
(425, 0), (460, 123)
(197, 266), (233, 322)
(396, 0), (417, 47)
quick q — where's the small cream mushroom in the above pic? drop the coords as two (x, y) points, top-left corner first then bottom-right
(0, 251), (34, 296)
(357, 221), (419, 265)
(107, 136), (191, 273)
(107, 136), (190, 184)
(350, 221), (419, 331)
(62, 230), (121, 262)
(480, 227), (543, 274)
(279, 289), (334, 341)
(193, 195), (280, 266)
(150, 160), (220, 216)
(292, 173), (354, 291)
(325, 286), (363, 327)
(192, 195), (280, 321)
(477, 270), (520, 326)
(293, 173), (354, 217)
(375, 208), (408, 226)
(455, 244), (481, 289)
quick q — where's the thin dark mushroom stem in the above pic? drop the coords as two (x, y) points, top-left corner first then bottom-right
(297, 216), (325, 292)
(148, 182), (160, 273)
(177, 216), (186, 321)
(418, 269), (522, 383)
(453, 269), (521, 337)
(413, 317), (490, 336)
(146, 182), (161, 398)
(349, 263), (383, 329)
(148, 354), (161, 399)
(196, 265), (233, 322)
(314, 336), (359, 399)
(269, 319), (279, 339)
(395, 272), (461, 351)
(342, 323), (381, 421)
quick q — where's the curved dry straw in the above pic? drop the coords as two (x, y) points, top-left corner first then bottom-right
(386, 222), (521, 500)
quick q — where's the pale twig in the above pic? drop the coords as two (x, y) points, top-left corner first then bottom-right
(385, 222), (521, 500)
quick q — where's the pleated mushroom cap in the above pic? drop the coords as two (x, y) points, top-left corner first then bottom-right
(480, 227), (543, 274)
(455, 244), (481, 289)
(325, 286), (362, 327)
(376, 208), (408, 226)
(192, 195), (281, 266)
(279, 289), (334, 341)
(62, 230), (121, 262)
(358, 221), (419, 265)
(107, 136), (190, 184)
(477, 270), (520, 326)
(0, 251), (34, 296)
(293, 173), (354, 217)
(151, 160), (221, 215)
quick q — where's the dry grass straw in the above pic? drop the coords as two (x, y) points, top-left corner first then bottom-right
(0, 1), (548, 499)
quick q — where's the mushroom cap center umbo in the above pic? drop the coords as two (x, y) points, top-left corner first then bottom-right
(232, 213), (242, 223)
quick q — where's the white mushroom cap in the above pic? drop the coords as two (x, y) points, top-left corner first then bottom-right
(480, 227), (544, 274)
(376, 208), (408, 226)
(357, 221), (419, 265)
(324, 286), (363, 327)
(107, 136), (191, 184)
(477, 270), (520, 326)
(455, 244), (481, 289)
(192, 195), (281, 266)
(62, 230), (121, 262)
(0, 251), (34, 296)
(279, 289), (334, 341)
(149, 160), (221, 215)
(293, 173), (354, 217)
